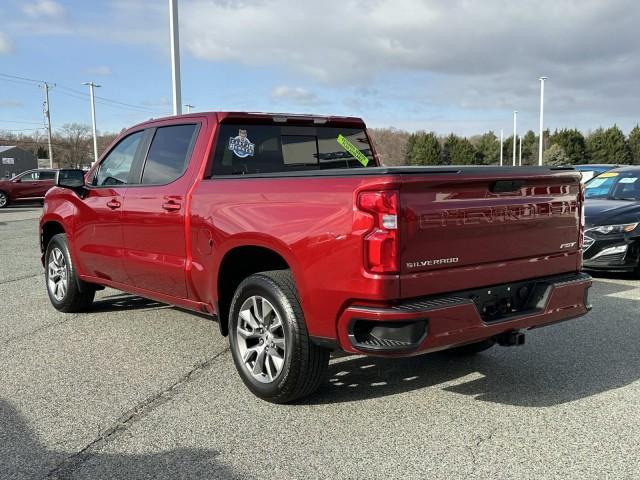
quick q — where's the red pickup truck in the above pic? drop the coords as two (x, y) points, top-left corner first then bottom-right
(40, 112), (592, 403)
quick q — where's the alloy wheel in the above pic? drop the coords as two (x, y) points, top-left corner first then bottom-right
(47, 247), (68, 301)
(236, 295), (286, 383)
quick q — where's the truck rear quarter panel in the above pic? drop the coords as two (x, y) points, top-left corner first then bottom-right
(189, 175), (401, 339)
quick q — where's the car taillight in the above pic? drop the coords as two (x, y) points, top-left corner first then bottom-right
(357, 190), (399, 274)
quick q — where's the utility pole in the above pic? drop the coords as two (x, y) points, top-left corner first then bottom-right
(519, 135), (523, 166)
(40, 82), (54, 168)
(82, 82), (101, 165)
(169, 0), (182, 115)
(512, 110), (518, 166)
(184, 103), (194, 113)
(538, 76), (547, 166)
(500, 129), (504, 166)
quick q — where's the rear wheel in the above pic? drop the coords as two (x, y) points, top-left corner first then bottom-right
(228, 270), (330, 403)
(45, 234), (95, 312)
(447, 339), (495, 355)
(0, 191), (8, 208)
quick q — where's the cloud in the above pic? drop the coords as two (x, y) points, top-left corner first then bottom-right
(178, 0), (640, 129)
(0, 100), (23, 108)
(271, 86), (323, 106)
(0, 32), (14, 54)
(84, 66), (113, 76)
(22, 0), (65, 18)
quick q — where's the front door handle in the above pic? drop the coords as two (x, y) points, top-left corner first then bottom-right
(106, 199), (121, 209)
(162, 201), (181, 212)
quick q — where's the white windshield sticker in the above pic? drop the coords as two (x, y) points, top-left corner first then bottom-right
(228, 129), (255, 158)
(619, 177), (638, 184)
(587, 178), (607, 188)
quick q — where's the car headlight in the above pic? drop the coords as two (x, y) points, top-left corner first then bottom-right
(591, 223), (638, 234)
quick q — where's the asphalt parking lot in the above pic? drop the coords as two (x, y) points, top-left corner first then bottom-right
(1, 206), (639, 479)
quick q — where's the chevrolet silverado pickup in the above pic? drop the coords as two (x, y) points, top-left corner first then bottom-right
(40, 112), (592, 403)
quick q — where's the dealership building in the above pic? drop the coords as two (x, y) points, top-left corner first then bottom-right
(0, 146), (38, 179)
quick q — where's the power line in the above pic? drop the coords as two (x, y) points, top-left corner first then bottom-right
(0, 119), (46, 125)
(0, 73), (43, 84)
(1, 72), (171, 116)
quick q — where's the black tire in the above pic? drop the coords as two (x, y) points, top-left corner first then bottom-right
(228, 270), (330, 403)
(447, 339), (495, 355)
(0, 191), (8, 209)
(45, 233), (95, 313)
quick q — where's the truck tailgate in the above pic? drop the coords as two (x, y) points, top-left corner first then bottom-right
(399, 169), (582, 298)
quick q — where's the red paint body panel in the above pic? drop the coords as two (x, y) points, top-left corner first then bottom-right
(40, 111), (591, 357)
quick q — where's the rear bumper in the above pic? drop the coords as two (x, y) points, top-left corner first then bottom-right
(333, 272), (592, 356)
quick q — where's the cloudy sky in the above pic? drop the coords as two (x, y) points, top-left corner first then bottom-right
(1, 0), (639, 136)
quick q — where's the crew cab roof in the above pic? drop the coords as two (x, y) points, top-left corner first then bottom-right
(129, 111), (366, 130)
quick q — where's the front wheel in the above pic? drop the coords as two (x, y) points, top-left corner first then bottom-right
(0, 191), (8, 208)
(45, 234), (95, 312)
(228, 270), (329, 403)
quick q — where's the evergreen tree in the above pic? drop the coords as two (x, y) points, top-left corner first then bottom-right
(628, 125), (640, 165)
(406, 131), (442, 165)
(543, 144), (569, 166)
(522, 130), (537, 165)
(549, 129), (586, 164)
(443, 134), (478, 165)
(475, 131), (500, 165)
(586, 125), (631, 164)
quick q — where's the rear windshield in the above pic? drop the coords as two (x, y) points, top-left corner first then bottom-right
(585, 171), (640, 201)
(211, 124), (375, 175)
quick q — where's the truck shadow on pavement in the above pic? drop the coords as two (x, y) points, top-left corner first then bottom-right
(0, 399), (244, 480)
(307, 279), (640, 407)
(91, 293), (167, 313)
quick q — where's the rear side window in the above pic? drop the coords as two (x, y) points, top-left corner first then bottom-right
(211, 124), (374, 176)
(95, 131), (144, 186)
(141, 124), (198, 184)
(38, 171), (55, 180)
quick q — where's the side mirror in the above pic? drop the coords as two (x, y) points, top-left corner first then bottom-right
(56, 169), (86, 189)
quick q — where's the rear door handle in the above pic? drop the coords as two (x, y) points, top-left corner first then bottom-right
(106, 199), (121, 209)
(162, 201), (181, 212)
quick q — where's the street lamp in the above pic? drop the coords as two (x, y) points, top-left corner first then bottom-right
(500, 129), (504, 166)
(519, 135), (523, 166)
(538, 76), (547, 166)
(512, 110), (518, 166)
(82, 81), (101, 165)
(169, 0), (182, 115)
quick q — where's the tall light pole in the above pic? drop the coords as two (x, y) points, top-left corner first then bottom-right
(512, 110), (518, 166)
(500, 129), (504, 166)
(82, 82), (101, 165)
(519, 135), (523, 166)
(169, 0), (182, 115)
(538, 76), (547, 166)
(40, 82), (54, 168)
(184, 103), (194, 113)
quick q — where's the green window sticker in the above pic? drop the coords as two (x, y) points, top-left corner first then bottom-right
(337, 134), (369, 167)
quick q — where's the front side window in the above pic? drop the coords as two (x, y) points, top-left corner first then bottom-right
(141, 124), (198, 184)
(211, 124), (374, 176)
(18, 171), (38, 181)
(95, 131), (144, 186)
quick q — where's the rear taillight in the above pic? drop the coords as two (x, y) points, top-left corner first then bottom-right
(357, 190), (399, 274)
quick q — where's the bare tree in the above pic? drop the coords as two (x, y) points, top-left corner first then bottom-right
(54, 123), (92, 168)
(368, 127), (411, 166)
